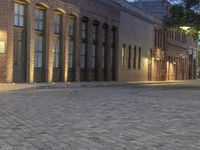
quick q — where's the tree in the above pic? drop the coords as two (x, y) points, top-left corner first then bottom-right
(165, 0), (200, 39)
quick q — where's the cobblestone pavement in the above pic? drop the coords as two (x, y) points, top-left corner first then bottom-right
(0, 83), (200, 150)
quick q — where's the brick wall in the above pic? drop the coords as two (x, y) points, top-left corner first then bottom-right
(0, 0), (13, 83)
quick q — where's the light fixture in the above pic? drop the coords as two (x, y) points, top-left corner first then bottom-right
(0, 41), (6, 53)
(180, 26), (191, 31)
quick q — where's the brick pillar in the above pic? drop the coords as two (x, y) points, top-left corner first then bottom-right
(46, 9), (54, 83)
(75, 16), (81, 82)
(27, 2), (34, 83)
(63, 13), (69, 83)
(87, 18), (93, 81)
(6, 0), (14, 83)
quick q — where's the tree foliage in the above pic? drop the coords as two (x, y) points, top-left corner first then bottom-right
(165, 0), (200, 40)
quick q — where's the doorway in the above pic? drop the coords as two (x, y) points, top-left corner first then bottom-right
(13, 29), (26, 83)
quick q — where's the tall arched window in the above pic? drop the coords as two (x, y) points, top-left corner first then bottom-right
(102, 24), (108, 80)
(53, 11), (63, 82)
(68, 14), (76, 81)
(80, 17), (88, 81)
(13, 1), (27, 82)
(34, 4), (46, 82)
(92, 21), (99, 80)
(111, 27), (117, 80)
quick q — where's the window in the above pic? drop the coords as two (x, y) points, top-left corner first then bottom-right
(34, 8), (45, 68)
(128, 45), (131, 69)
(182, 33), (186, 43)
(35, 8), (44, 30)
(158, 31), (160, 46)
(102, 25), (108, 69)
(69, 40), (74, 69)
(55, 13), (61, 34)
(175, 31), (181, 41)
(122, 44), (126, 68)
(80, 18), (88, 69)
(138, 47), (141, 69)
(111, 28), (116, 69)
(133, 46), (137, 69)
(81, 19), (87, 39)
(34, 35), (43, 68)
(68, 16), (76, 69)
(92, 22), (98, 69)
(80, 42), (86, 69)
(92, 45), (96, 69)
(14, 3), (25, 27)
(54, 39), (60, 68)
(154, 30), (157, 46)
(54, 12), (62, 69)
(101, 46), (105, 69)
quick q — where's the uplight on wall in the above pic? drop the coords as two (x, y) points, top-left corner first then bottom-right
(0, 41), (5, 54)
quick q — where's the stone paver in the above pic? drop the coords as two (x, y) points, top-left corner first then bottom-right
(0, 82), (200, 149)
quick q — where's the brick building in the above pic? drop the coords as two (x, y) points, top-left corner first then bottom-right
(132, 0), (198, 80)
(0, 0), (120, 83)
(0, 0), (198, 83)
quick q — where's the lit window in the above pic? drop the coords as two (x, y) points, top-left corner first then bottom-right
(122, 44), (126, 68)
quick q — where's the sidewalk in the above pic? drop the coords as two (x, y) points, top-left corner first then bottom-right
(0, 80), (198, 92)
(0, 81), (123, 92)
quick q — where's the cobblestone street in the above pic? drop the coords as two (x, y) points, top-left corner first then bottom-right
(0, 82), (200, 150)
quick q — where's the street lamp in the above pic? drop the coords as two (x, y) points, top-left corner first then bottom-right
(180, 26), (191, 31)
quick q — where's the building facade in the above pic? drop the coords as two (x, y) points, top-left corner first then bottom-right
(132, 0), (198, 81)
(0, 0), (120, 83)
(0, 0), (198, 83)
(114, 0), (160, 81)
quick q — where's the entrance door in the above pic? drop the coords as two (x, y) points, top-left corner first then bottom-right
(13, 30), (26, 83)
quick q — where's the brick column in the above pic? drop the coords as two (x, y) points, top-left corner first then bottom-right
(46, 9), (54, 83)
(63, 13), (69, 83)
(75, 16), (81, 82)
(27, 2), (34, 83)
(6, 0), (14, 83)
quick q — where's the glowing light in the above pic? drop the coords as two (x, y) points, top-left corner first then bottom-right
(0, 41), (5, 53)
(180, 26), (191, 31)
